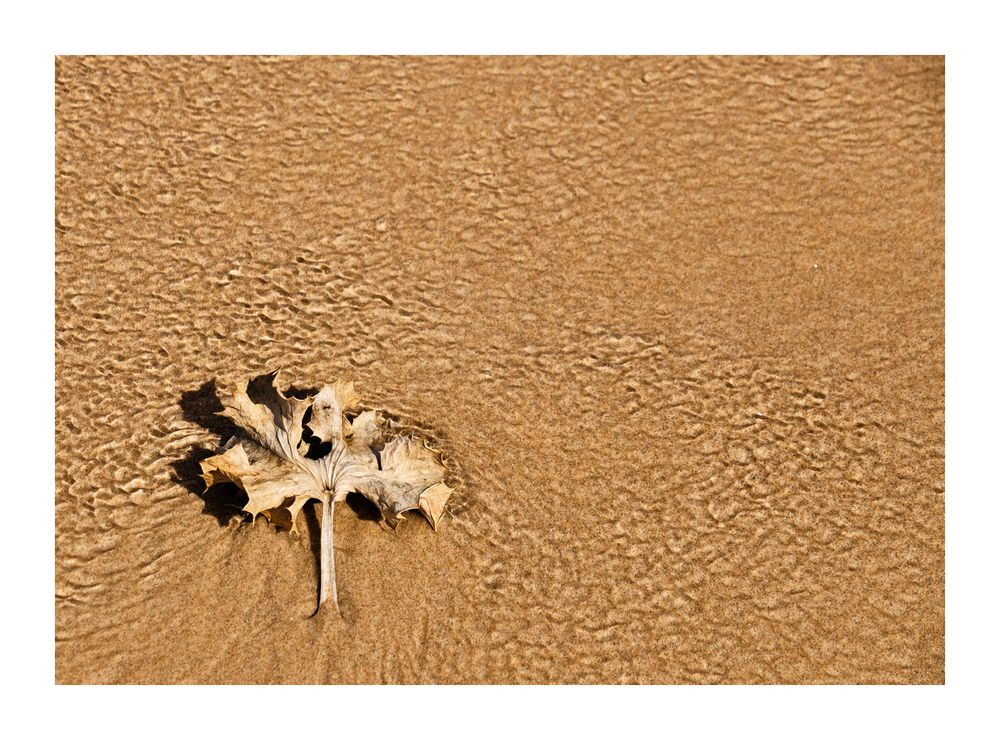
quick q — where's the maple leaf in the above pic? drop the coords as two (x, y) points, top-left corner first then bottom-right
(198, 371), (454, 613)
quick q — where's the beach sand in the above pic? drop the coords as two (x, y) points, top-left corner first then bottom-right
(55, 56), (944, 683)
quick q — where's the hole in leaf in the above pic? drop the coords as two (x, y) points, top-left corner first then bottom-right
(246, 372), (279, 405)
(345, 490), (381, 521)
(300, 405), (333, 459)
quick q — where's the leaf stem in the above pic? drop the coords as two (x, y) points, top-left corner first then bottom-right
(319, 495), (339, 613)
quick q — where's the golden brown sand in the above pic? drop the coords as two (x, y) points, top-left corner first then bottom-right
(55, 56), (944, 684)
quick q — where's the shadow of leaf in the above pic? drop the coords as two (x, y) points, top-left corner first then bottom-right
(169, 379), (248, 526)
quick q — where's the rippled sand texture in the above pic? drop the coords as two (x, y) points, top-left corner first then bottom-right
(55, 57), (944, 684)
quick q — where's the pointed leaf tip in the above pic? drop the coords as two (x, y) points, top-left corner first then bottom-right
(418, 482), (454, 530)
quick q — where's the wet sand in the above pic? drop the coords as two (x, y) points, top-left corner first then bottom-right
(55, 56), (944, 683)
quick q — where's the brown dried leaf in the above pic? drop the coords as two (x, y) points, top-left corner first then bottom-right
(198, 372), (454, 611)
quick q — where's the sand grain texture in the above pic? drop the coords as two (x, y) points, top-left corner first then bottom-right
(55, 56), (944, 683)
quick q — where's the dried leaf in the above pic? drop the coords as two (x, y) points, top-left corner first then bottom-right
(364, 435), (456, 529)
(199, 372), (454, 613)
